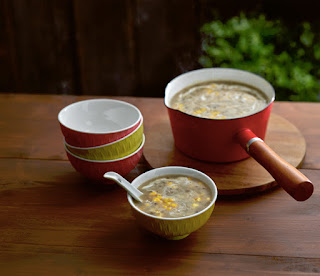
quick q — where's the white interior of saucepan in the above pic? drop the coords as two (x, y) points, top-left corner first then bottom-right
(164, 68), (275, 107)
(58, 99), (141, 134)
(127, 166), (218, 221)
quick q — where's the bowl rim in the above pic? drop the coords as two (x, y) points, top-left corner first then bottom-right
(64, 116), (143, 150)
(127, 166), (218, 221)
(58, 99), (142, 134)
(64, 134), (145, 163)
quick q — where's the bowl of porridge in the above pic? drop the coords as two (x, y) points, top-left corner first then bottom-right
(165, 68), (274, 163)
(127, 166), (218, 240)
(164, 68), (313, 201)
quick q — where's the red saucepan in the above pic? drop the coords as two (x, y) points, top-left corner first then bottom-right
(164, 68), (313, 201)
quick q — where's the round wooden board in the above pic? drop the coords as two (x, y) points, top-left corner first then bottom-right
(143, 113), (307, 196)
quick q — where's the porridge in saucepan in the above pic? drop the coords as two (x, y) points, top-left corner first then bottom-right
(134, 175), (212, 218)
(170, 81), (268, 119)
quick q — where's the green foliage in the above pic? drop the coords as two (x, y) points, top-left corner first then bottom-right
(199, 13), (320, 101)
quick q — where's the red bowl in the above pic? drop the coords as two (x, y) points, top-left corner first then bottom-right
(65, 135), (145, 182)
(58, 99), (142, 147)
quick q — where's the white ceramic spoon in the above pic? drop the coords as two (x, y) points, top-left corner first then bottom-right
(103, 171), (143, 202)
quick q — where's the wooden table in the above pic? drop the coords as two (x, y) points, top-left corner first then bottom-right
(1, 93), (319, 275)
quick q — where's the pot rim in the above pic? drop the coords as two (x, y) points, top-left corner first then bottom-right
(164, 68), (275, 121)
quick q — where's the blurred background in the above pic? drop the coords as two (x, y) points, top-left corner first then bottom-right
(1, 0), (319, 101)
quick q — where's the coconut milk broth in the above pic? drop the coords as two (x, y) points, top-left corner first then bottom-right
(134, 175), (212, 218)
(169, 81), (268, 119)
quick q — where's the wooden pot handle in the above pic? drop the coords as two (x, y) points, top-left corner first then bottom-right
(235, 129), (313, 201)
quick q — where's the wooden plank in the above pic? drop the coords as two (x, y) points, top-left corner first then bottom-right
(135, 0), (199, 97)
(0, 94), (76, 160)
(0, 94), (162, 160)
(7, 0), (77, 94)
(0, 94), (319, 170)
(73, 0), (136, 96)
(1, 95), (320, 274)
(164, 0), (200, 76)
(143, 113), (308, 195)
(0, 159), (320, 260)
(0, 1), (16, 92)
(1, 249), (320, 275)
(271, 102), (320, 169)
(198, 0), (320, 22)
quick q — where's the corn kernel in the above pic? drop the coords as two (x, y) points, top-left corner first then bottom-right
(207, 197), (211, 201)
(210, 111), (220, 117)
(153, 197), (161, 203)
(171, 203), (177, 207)
(149, 192), (157, 196)
(167, 207), (172, 210)
(167, 181), (173, 186)
(195, 197), (201, 202)
(176, 103), (184, 111)
(145, 203), (150, 206)
(193, 108), (207, 115)
(192, 203), (199, 207)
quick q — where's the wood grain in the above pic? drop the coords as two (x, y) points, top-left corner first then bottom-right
(4, 0), (77, 94)
(74, 0), (137, 96)
(0, 1), (16, 92)
(1, 1), (320, 97)
(0, 158), (320, 275)
(1, 94), (320, 275)
(0, 94), (318, 167)
(135, 0), (199, 97)
(143, 112), (307, 195)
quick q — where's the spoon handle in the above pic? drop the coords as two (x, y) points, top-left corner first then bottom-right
(103, 172), (143, 202)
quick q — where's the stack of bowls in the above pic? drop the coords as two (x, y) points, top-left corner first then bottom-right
(58, 99), (144, 182)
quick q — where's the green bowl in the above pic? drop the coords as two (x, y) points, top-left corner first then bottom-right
(65, 119), (143, 161)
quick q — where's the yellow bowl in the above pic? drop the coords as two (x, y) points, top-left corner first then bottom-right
(127, 166), (218, 240)
(64, 135), (145, 182)
(64, 118), (143, 161)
